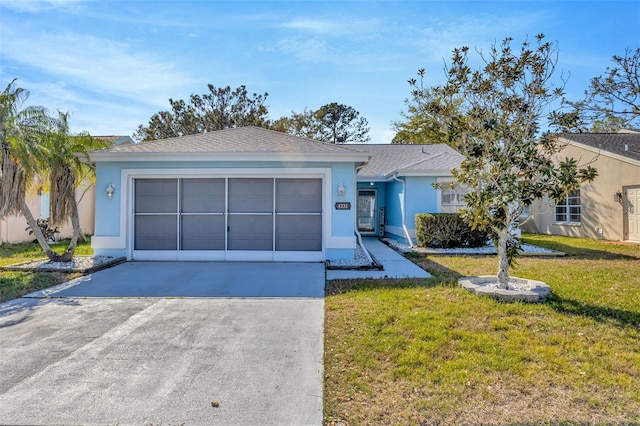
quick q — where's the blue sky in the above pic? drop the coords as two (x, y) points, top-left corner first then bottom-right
(1, 0), (639, 142)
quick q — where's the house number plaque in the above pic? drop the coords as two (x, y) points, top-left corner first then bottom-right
(335, 202), (351, 210)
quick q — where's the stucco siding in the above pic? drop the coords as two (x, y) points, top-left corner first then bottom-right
(384, 180), (405, 241)
(1, 181), (95, 244)
(405, 176), (438, 223)
(92, 160), (359, 260)
(523, 143), (640, 241)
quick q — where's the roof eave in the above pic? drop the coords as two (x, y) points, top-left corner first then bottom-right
(559, 137), (640, 167)
(389, 168), (458, 178)
(89, 151), (371, 163)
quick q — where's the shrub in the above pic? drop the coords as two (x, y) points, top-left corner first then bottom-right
(25, 218), (60, 242)
(415, 213), (488, 248)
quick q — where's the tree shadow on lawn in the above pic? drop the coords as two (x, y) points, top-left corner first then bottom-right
(523, 235), (640, 261)
(325, 257), (461, 296)
(547, 294), (640, 330)
(326, 255), (640, 331)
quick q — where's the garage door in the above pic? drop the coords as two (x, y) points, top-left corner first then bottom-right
(133, 177), (322, 260)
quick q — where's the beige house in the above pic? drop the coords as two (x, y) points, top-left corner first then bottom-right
(0, 136), (133, 244)
(522, 130), (640, 242)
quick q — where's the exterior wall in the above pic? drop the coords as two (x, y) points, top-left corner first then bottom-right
(384, 180), (406, 243)
(382, 176), (439, 245)
(0, 181), (95, 244)
(522, 143), (640, 241)
(92, 160), (359, 261)
(0, 194), (41, 244)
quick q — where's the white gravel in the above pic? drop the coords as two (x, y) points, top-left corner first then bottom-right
(326, 244), (373, 267)
(383, 238), (558, 255)
(6, 256), (118, 272)
(474, 280), (535, 291)
(326, 238), (560, 269)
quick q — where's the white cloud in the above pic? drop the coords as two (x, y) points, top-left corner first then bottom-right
(1, 0), (83, 13)
(2, 25), (195, 107)
(275, 37), (334, 63)
(279, 17), (384, 37)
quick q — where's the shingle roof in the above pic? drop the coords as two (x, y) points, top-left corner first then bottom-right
(89, 126), (462, 176)
(95, 126), (362, 155)
(560, 132), (640, 163)
(348, 144), (463, 178)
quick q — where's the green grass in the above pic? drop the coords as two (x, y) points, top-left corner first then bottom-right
(324, 234), (640, 425)
(0, 239), (92, 302)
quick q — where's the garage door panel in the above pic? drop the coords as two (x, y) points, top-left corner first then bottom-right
(276, 215), (322, 251)
(135, 179), (178, 213)
(228, 215), (273, 250)
(181, 215), (225, 250)
(181, 179), (225, 213)
(276, 179), (322, 213)
(229, 179), (273, 213)
(135, 215), (177, 250)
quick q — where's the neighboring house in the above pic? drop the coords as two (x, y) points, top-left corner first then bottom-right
(522, 131), (640, 242)
(0, 135), (134, 244)
(89, 126), (463, 261)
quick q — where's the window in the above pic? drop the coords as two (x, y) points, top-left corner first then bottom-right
(441, 185), (469, 213)
(555, 190), (581, 224)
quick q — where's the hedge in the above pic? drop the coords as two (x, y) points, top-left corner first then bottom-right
(415, 213), (489, 248)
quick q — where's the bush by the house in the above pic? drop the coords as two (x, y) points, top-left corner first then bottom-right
(415, 213), (488, 248)
(25, 219), (60, 243)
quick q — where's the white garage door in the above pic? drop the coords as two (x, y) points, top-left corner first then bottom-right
(132, 177), (323, 261)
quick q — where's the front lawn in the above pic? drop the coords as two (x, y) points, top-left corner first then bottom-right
(0, 239), (92, 303)
(324, 235), (640, 424)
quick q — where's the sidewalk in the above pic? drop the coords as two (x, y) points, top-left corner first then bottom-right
(326, 238), (431, 280)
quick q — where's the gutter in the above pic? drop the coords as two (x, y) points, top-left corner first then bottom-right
(392, 173), (415, 247)
(354, 164), (375, 265)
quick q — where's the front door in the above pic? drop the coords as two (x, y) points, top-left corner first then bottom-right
(624, 186), (640, 242)
(357, 189), (377, 234)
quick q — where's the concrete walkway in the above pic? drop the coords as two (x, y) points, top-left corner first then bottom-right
(326, 238), (431, 280)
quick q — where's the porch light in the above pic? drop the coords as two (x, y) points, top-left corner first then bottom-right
(106, 183), (115, 199)
(614, 191), (623, 203)
(337, 181), (346, 198)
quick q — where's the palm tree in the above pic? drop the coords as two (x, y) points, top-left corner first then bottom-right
(1, 79), (108, 262)
(0, 79), (57, 258)
(40, 112), (108, 261)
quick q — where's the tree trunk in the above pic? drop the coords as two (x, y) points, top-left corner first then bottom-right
(496, 228), (510, 289)
(20, 198), (59, 261)
(56, 196), (81, 263)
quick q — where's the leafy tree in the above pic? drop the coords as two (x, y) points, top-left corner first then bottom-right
(40, 112), (108, 261)
(272, 102), (370, 143)
(1, 79), (56, 256)
(271, 108), (321, 140)
(392, 69), (465, 146)
(314, 102), (369, 143)
(564, 47), (640, 131)
(414, 34), (597, 288)
(1, 79), (107, 261)
(134, 84), (270, 141)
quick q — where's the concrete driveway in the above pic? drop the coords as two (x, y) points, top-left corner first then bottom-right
(0, 262), (325, 425)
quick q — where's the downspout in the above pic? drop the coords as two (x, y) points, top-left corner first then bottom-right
(354, 164), (374, 265)
(393, 173), (414, 247)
